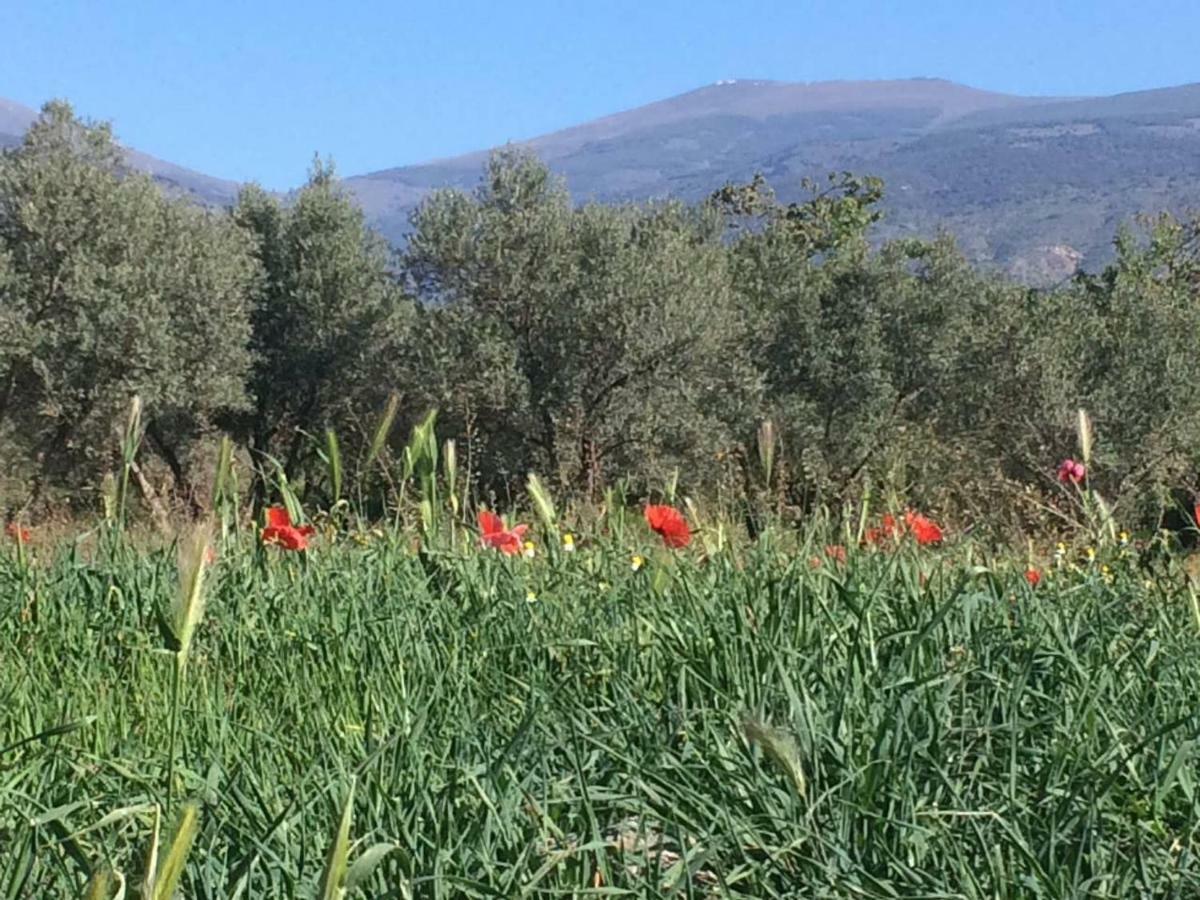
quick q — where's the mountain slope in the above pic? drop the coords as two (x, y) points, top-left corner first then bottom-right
(0, 97), (38, 147)
(6, 80), (1200, 281)
(344, 78), (1053, 235)
(345, 78), (1200, 278)
(0, 97), (241, 206)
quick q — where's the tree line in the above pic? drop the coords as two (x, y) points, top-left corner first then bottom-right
(3, 101), (1200, 535)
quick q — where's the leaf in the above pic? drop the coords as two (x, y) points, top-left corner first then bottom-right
(151, 804), (200, 900)
(318, 780), (356, 900)
(32, 800), (88, 827)
(0, 716), (96, 757)
(82, 868), (119, 900)
(70, 802), (158, 840)
(325, 429), (343, 505)
(344, 843), (399, 893)
(743, 716), (807, 799)
(139, 806), (160, 900)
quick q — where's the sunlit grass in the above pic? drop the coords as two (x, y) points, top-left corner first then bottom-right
(2, 526), (1200, 896)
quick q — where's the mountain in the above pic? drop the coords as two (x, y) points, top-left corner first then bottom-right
(343, 78), (1200, 279)
(6, 80), (1200, 280)
(0, 97), (39, 146)
(0, 97), (240, 207)
(343, 79), (1054, 234)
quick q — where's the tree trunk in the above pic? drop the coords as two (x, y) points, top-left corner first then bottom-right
(146, 420), (203, 517)
(0, 363), (17, 432)
(129, 458), (172, 533)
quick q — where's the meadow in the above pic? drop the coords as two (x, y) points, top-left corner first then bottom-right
(9, 91), (1200, 900)
(4, 482), (1200, 898)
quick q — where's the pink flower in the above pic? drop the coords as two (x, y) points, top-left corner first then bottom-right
(1057, 458), (1086, 485)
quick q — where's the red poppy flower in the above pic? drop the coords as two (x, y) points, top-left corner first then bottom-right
(905, 510), (944, 546)
(261, 506), (315, 551)
(1057, 458), (1086, 484)
(478, 509), (528, 556)
(865, 513), (900, 546)
(1024, 568), (1041, 587)
(644, 504), (691, 549)
(5, 522), (30, 544)
(824, 544), (847, 564)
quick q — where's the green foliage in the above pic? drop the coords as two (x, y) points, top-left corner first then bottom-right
(1066, 216), (1200, 519)
(4, 121), (1200, 538)
(405, 150), (759, 498)
(723, 179), (927, 511)
(232, 160), (413, 505)
(0, 101), (255, 504)
(712, 169), (884, 254)
(3, 529), (1200, 894)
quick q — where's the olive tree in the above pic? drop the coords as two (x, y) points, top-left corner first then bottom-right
(0, 101), (255, 505)
(233, 161), (413, 502)
(404, 150), (760, 498)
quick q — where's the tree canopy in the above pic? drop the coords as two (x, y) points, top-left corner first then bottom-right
(3, 105), (1199, 537)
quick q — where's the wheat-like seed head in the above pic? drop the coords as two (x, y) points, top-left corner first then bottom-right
(1077, 408), (1094, 466)
(527, 472), (557, 536)
(171, 524), (212, 665)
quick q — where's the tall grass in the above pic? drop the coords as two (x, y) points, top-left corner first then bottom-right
(2, 522), (1200, 895)
(160, 525), (211, 814)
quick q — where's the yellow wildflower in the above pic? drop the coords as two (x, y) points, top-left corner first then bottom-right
(631, 554), (645, 572)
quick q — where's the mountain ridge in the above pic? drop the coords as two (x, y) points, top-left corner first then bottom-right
(0, 96), (242, 206)
(6, 79), (1200, 280)
(343, 78), (1200, 279)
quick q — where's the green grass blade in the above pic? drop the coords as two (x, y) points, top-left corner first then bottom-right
(318, 780), (356, 900)
(344, 843), (398, 893)
(151, 804), (200, 900)
(325, 428), (344, 506)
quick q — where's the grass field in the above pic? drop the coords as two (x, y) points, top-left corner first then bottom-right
(4, 512), (1200, 898)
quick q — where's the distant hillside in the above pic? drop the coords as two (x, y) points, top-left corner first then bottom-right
(0, 97), (241, 207)
(0, 97), (38, 147)
(6, 80), (1200, 281)
(344, 78), (1200, 280)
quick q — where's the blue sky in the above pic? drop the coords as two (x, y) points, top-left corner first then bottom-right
(2, 0), (1197, 189)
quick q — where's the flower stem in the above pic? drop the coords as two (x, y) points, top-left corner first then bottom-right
(165, 652), (183, 814)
